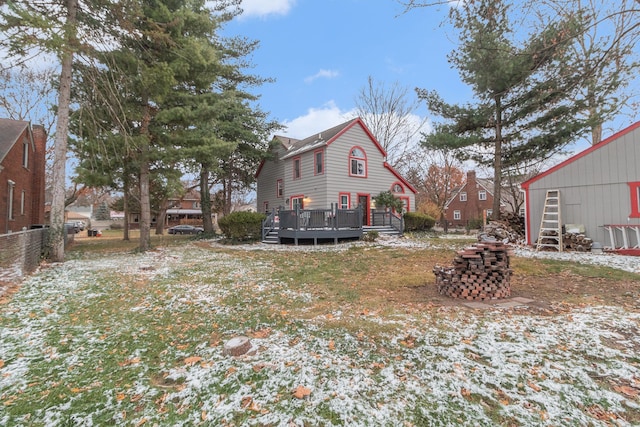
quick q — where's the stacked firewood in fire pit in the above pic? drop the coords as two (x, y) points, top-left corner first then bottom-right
(433, 241), (513, 301)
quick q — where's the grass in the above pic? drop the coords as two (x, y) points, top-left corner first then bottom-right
(1, 237), (639, 426)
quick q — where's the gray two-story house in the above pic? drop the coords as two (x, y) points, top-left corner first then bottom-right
(256, 117), (417, 227)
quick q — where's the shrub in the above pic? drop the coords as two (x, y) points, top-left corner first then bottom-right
(467, 218), (483, 231)
(362, 230), (379, 242)
(404, 212), (435, 232)
(217, 211), (266, 241)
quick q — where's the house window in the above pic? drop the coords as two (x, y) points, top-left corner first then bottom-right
(276, 179), (283, 198)
(392, 183), (403, 193)
(486, 209), (493, 218)
(460, 192), (467, 202)
(293, 157), (301, 180)
(21, 190), (26, 215)
(519, 207), (525, 217)
(291, 195), (304, 210)
(349, 147), (367, 177)
(479, 190), (487, 200)
(339, 193), (350, 209)
(314, 149), (324, 175)
(629, 182), (640, 218)
(453, 210), (461, 220)
(399, 196), (410, 212)
(7, 180), (15, 220)
(263, 201), (269, 213)
(23, 141), (29, 168)
(192, 201), (200, 208)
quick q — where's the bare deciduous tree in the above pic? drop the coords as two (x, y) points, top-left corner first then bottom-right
(353, 76), (429, 172)
(538, 0), (640, 145)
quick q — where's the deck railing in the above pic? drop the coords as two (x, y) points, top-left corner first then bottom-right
(371, 209), (404, 235)
(277, 204), (363, 231)
(261, 208), (278, 241)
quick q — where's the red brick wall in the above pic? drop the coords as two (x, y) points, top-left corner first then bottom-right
(0, 126), (47, 233)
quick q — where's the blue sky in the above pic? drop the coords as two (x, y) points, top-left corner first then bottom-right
(224, 0), (639, 159)
(223, 0), (463, 139)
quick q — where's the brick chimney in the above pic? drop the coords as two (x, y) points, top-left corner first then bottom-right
(31, 125), (47, 225)
(465, 170), (480, 219)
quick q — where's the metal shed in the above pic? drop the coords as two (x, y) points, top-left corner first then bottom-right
(521, 121), (640, 254)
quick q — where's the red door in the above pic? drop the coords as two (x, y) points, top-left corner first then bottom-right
(358, 194), (370, 226)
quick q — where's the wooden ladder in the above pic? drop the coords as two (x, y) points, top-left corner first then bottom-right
(536, 189), (563, 252)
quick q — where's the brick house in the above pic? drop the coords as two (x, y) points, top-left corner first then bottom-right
(0, 119), (47, 234)
(444, 170), (496, 228)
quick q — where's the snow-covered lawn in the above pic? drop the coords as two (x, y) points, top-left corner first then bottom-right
(1, 239), (639, 426)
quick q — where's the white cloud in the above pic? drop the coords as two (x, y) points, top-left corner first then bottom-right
(237, 0), (296, 18)
(304, 69), (340, 84)
(280, 101), (355, 138)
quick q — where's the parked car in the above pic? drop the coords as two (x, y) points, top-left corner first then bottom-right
(168, 224), (204, 235)
(64, 222), (80, 234)
(71, 220), (86, 231)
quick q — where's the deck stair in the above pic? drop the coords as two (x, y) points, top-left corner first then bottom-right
(262, 229), (279, 244)
(363, 225), (401, 237)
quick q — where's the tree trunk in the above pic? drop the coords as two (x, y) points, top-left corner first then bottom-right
(138, 103), (152, 251)
(492, 96), (503, 221)
(123, 184), (130, 241)
(200, 164), (214, 233)
(155, 198), (168, 235)
(50, 0), (78, 262)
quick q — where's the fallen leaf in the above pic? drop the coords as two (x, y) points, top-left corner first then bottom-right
(460, 388), (471, 397)
(249, 328), (272, 339)
(225, 367), (237, 378)
(184, 356), (202, 366)
(293, 386), (312, 399)
(116, 393), (126, 401)
(328, 340), (335, 351)
(135, 418), (147, 426)
(241, 396), (253, 408)
(0, 360), (4, 369)
(527, 381), (542, 392)
(614, 385), (639, 397)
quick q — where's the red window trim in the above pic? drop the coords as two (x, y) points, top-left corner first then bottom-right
(338, 192), (351, 209)
(276, 179), (283, 198)
(348, 146), (367, 178)
(290, 194), (304, 209)
(629, 182), (640, 218)
(391, 181), (405, 194)
(398, 196), (410, 212)
(314, 149), (324, 176)
(292, 156), (301, 180)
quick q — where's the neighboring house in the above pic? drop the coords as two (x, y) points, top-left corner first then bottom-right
(0, 119), (46, 234)
(521, 121), (640, 253)
(256, 118), (417, 225)
(444, 171), (498, 227)
(165, 188), (211, 226)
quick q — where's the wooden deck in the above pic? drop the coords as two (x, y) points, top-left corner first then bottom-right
(262, 205), (404, 245)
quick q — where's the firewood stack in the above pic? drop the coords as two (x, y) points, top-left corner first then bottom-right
(536, 231), (593, 252)
(480, 215), (526, 243)
(563, 232), (593, 252)
(433, 242), (513, 301)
